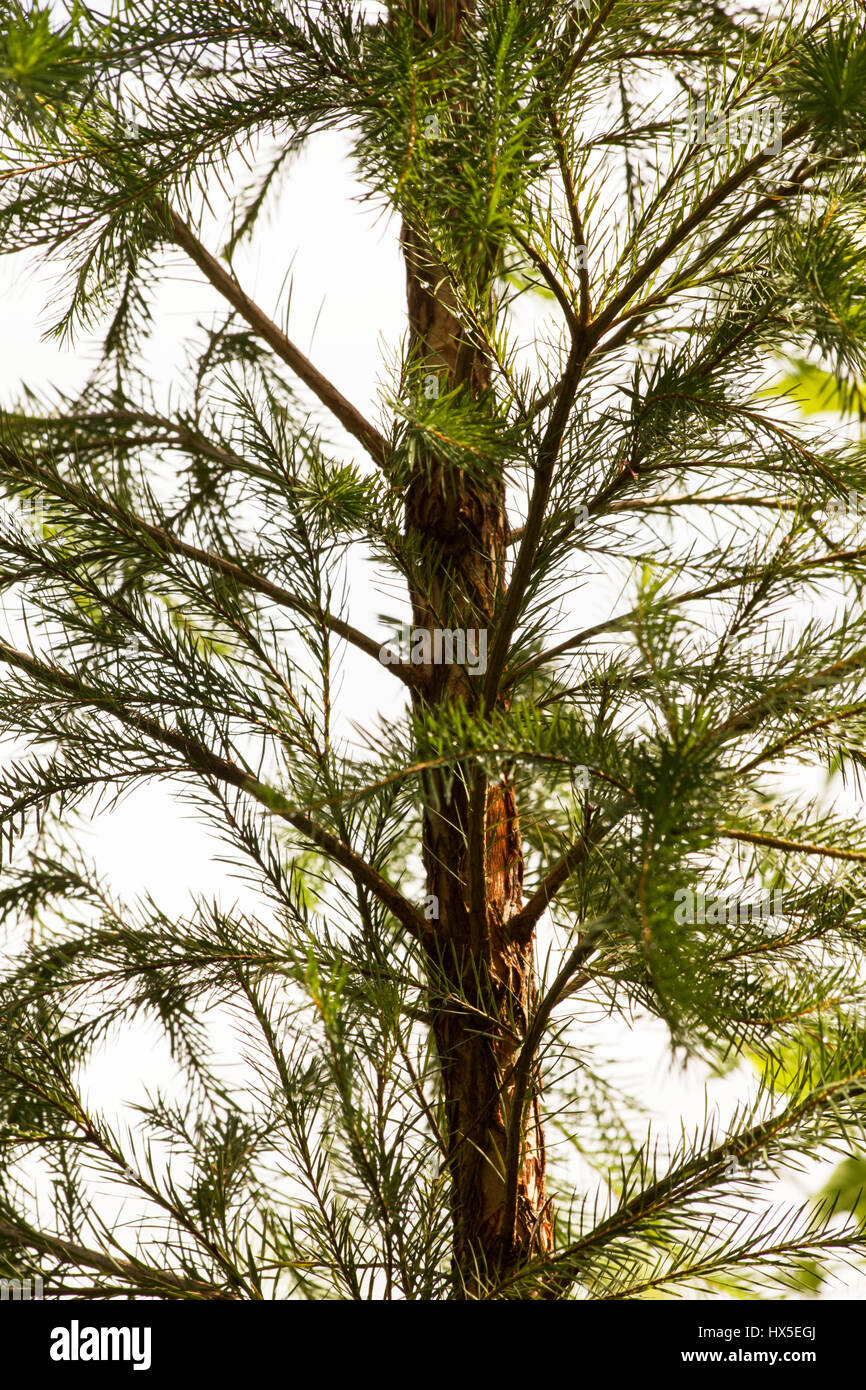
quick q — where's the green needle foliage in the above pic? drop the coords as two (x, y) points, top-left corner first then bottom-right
(0, 0), (866, 1299)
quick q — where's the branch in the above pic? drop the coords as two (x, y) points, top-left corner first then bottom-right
(0, 445), (423, 690)
(509, 542), (866, 688)
(605, 492), (798, 513)
(496, 124), (812, 695)
(709, 649), (866, 745)
(501, 688), (866, 936)
(482, 341), (588, 705)
(50, 408), (270, 483)
(493, 1059), (866, 1299)
(738, 701), (866, 775)
(508, 807), (628, 943)
(507, 492), (797, 544)
(0, 638), (429, 941)
(520, 141), (819, 419)
(596, 154), (824, 350)
(158, 202), (389, 471)
(590, 118), (810, 339)
(482, 85), (604, 704)
(542, 95), (591, 327)
(0, 1216), (236, 1299)
(718, 827), (866, 864)
(513, 229), (581, 337)
(556, 0), (618, 91)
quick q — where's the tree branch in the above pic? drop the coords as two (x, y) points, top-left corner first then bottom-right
(508, 808), (628, 943)
(482, 341), (588, 705)
(508, 492), (797, 544)
(509, 542), (866, 688)
(513, 229), (581, 337)
(0, 638), (429, 941)
(492, 123), (812, 702)
(738, 701), (866, 775)
(536, 1066), (866, 1299)
(0, 445), (423, 690)
(158, 202), (389, 471)
(595, 153), (824, 350)
(590, 118), (811, 340)
(542, 95), (591, 327)
(0, 1216), (236, 1299)
(718, 827), (866, 864)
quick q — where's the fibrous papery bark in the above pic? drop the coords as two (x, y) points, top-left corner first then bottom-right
(397, 0), (553, 1294)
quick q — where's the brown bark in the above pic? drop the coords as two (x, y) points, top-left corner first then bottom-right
(396, 0), (553, 1293)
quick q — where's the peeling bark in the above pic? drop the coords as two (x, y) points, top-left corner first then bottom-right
(396, 0), (553, 1293)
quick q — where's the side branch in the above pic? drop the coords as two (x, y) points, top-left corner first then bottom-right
(0, 1216), (237, 1300)
(509, 544), (866, 688)
(542, 95), (591, 327)
(159, 203), (389, 471)
(0, 639), (428, 941)
(508, 809), (627, 942)
(482, 340), (587, 704)
(596, 154), (824, 351)
(495, 1062), (866, 1299)
(0, 446), (422, 690)
(590, 118), (810, 338)
(718, 827), (866, 864)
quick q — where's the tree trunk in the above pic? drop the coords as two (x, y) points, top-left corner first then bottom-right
(397, 0), (553, 1294)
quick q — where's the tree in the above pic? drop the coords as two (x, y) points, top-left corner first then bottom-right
(1, 0), (866, 1301)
